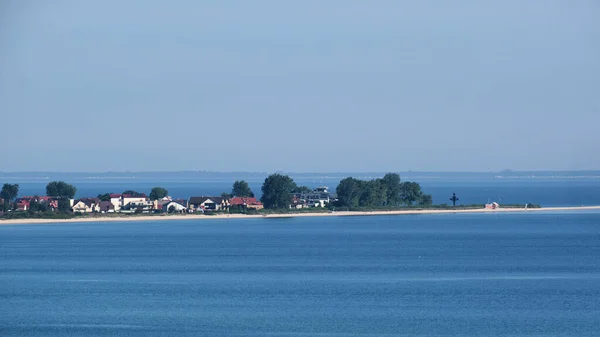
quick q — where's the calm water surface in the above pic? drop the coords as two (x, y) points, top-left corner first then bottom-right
(1, 212), (599, 336)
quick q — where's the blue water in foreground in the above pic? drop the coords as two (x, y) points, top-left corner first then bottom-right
(1, 212), (600, 336)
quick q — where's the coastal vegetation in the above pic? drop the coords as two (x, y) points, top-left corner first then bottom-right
(292, 186), (312, 194)
(1, 210), (76, 220)
(46, 181), (77, 199)
(232, 180), (254, 198)
(0, 173), (542, 220)
(122, 190), (145, 197)
(45, 181), (77, 212)
(256, 172), (431, 210)
(221, 180), (255, 200)
(150, 187), (169, 201)
(334, 173), (432, 208)
(98, 193), (111, 201)
(261, 174), (297, 209)
(1, 183), (19, 212)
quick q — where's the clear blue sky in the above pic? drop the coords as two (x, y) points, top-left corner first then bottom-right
(1, 0), (598, 172)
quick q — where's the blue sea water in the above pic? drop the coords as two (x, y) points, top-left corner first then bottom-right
(1, 211), (599, 336)
(6, 176), (600, 206)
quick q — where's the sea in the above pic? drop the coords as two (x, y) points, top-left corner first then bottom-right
(1, 173), (600, 336)
(1, 211), (600, 336)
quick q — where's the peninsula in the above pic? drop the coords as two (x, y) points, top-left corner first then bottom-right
(3, 172), (594, 225)
(1, 205), (599, 225)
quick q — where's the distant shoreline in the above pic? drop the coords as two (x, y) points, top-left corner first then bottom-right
(2, 170), (600, 182)
(1, 206), (599, 225)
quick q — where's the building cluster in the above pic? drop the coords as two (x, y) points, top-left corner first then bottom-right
(2, 186), (333, 214)
(12, 196), (59, 211)
(291, 186), (331, 208)
(73, 194), (267, 214)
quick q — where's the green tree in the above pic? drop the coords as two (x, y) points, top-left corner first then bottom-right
(1, 183), (19, 211)
(46, 181), (77, 199)
(292, 186), (312, 194)
(232, 180), (254, 197)
(221, 192), (233, 199)
(57, 198), (71, 212)
(149, 187), (169, 200)
(399, 181), (423, 206)
(97, 193), (111, 202)
(28, 197), (49, 213)
(335, 177), (363, 208)
(260, 174), (297, 209)
(359, 179), (387, 207)
(419, 194), (433, 207)
(122, 190), (144, 197)
(381, 173), (402, 205)
(335, 174), (430, 208)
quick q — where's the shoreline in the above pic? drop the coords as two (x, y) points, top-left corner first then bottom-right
(1, 206), (600, 225)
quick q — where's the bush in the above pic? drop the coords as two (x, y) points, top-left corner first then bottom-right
(0, 211), (74, 220)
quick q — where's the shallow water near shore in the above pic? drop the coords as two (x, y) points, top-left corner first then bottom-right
(1, 212), (599, 336)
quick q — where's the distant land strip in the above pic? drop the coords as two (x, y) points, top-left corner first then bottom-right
(2, 205), (599, 225)
(2, 170), (600, 180)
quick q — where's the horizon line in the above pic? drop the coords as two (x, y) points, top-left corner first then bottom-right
(2, 169), (600, 175)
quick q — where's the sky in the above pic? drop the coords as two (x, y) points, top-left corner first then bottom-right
(0, 0), (599, 172)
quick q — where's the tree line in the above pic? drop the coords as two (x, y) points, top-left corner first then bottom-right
(335, 173), (432, 208)
(258, 173), (432, 209)
(1, 181), (77, 212)
(0, 183), (19, 212)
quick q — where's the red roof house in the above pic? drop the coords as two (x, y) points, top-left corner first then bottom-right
(229, 197), (264, 210)
(16, 200), (30, 211)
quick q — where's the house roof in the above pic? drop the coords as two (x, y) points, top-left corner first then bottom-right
(99, 201), (115, 211)
(173, 199), (188, 206)
(109, 194), (122, 198)
(230, 197), (262, 206)
(162, 200), (186, 208)
(19, 196), (56, 202)
(189, 196), (225, 205)
(157, 199), (172, 207)
(76, 198), (100, 207)
(122, 193), (147, 199)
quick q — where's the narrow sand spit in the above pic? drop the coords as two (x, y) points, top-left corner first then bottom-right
(1, 206), (599, 225)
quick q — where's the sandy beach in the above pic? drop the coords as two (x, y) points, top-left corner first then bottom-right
(1, 206), (599, 225)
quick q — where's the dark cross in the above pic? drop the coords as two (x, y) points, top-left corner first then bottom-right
(450, 193), (459, 207)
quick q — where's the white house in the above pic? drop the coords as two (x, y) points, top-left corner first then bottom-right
(293, 186), (331, 208)
(188, 196), (229, 212)
(485, 202), (500, 210)
(109, 194), (122, 211)
(162, 201), (187, 213)
(109, 193), (151, 211)
(121, 194), (149, 207)
(72, 198), (101, 213)
(153, 197), (173, 211)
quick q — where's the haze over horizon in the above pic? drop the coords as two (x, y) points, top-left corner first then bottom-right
(1, 1), (599, 172)
(2, 169), (600, 177)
